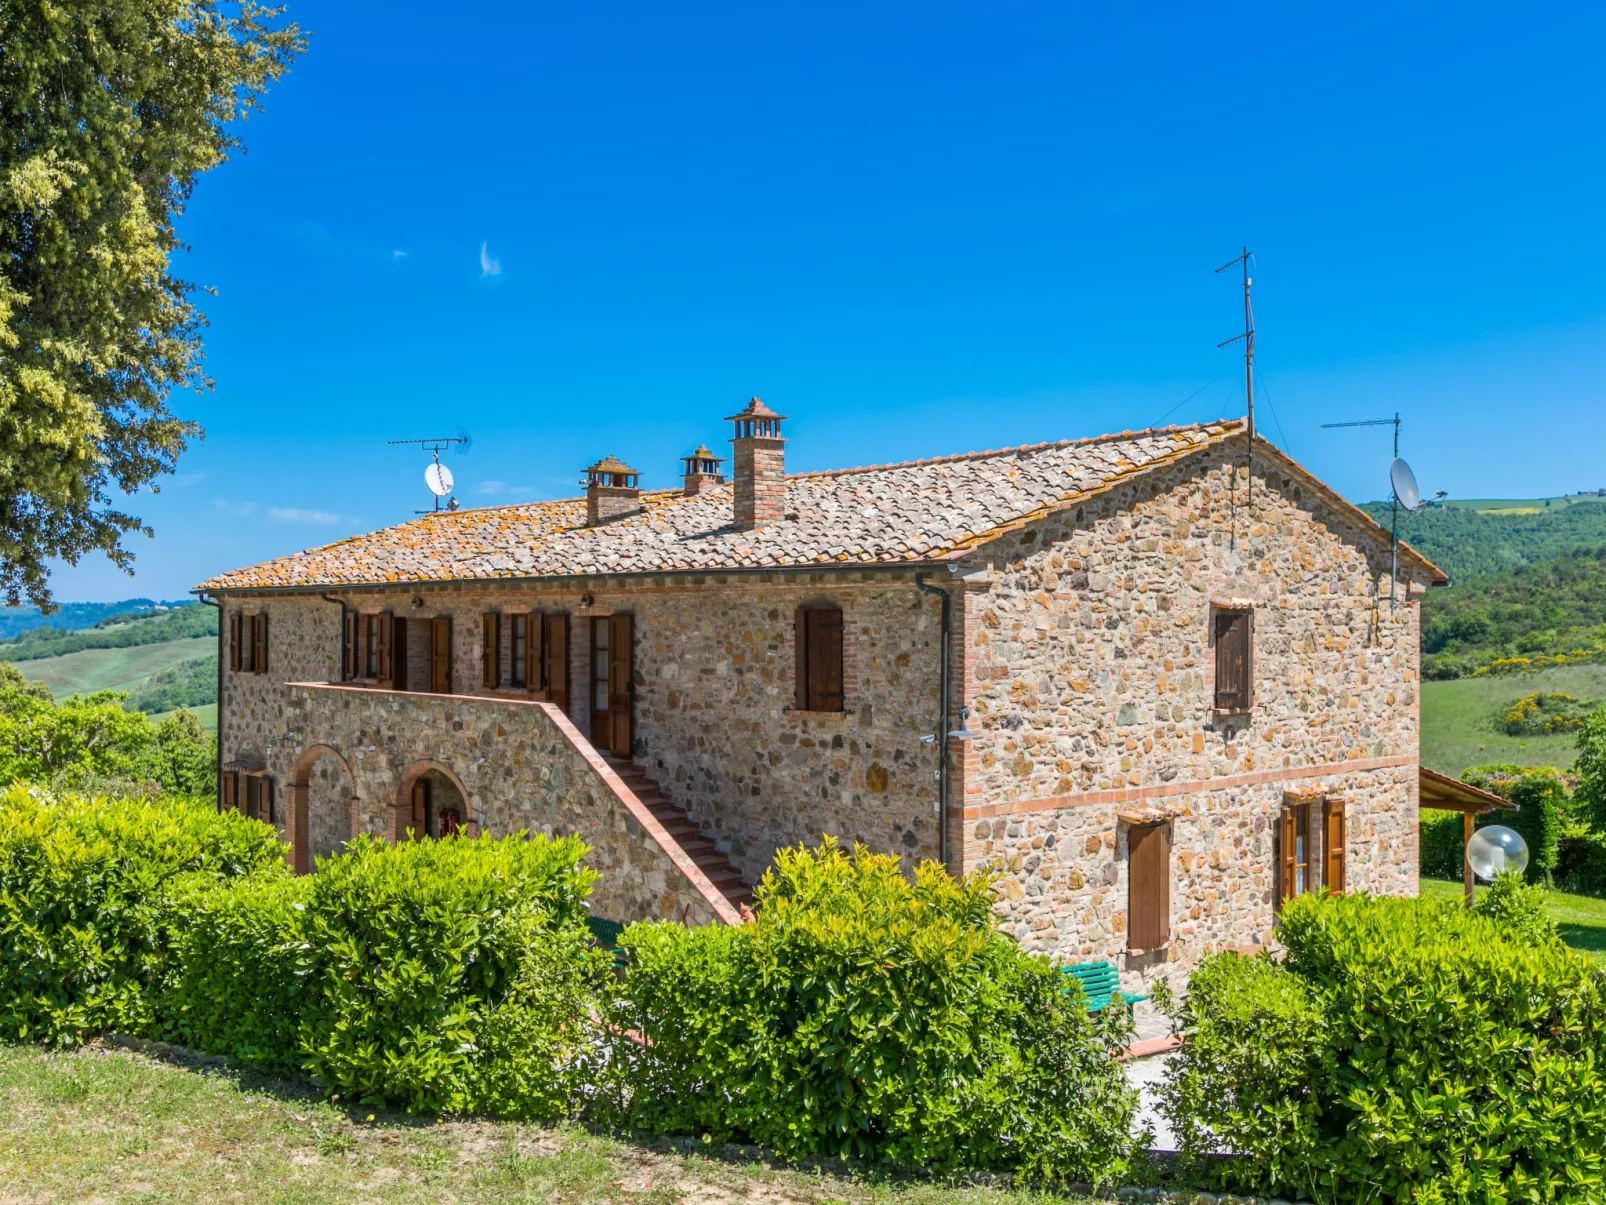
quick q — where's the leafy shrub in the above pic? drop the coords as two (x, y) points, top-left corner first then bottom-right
(605, 840), (1138, 1186)
(1166, 891), (1606, 1202)
(1557, 822), (1606, 896)
(296, 832), (602, 1118)
(1471, 870), (1565, 949)
(1500, 691), (1596, 735)
(157, 871), (312, 1073)
(1418, 807), (1465, 879)
(1577, 708), (1606, 831)
(1160, 953), (1332, 1198)
(0, 785), (286, 1045)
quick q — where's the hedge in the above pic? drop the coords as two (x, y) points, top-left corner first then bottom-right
(1162, 885), (1606, 1202)
(603, 839), (1139, 1187)
(0, 785), (286, 1045)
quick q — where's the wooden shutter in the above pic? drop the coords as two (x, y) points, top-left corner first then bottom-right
(221, 771), (238, 812)
(342, 611), (357, 679)
(1324, 798), (1347, 895)
(392, 617), (409, 691)
(377, 613), (394, 685)
(482, 613), (500, 688)
(794, 606), (809, 710)
(1214, 610), (1252, 711)
(410, 778), (429, 839)
(1278, 806), (1298, 907)
(260, 778), (275, 825)
(806, 607), (844, 712)
(1128, 823), (1171, 951)
(228, 613), (242, 672)
(431, 616), (453, 694)
(544, 613), (569, 709)
(608, 613), (634, 756)
(252, 613), (269, 675)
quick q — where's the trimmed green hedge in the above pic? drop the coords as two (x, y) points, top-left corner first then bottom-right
(1162, 885), (1606, 1202)
(0, 785), (286, 1045)
(603, 839), (1139, 1187)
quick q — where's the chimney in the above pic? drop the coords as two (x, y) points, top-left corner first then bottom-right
(726, 398), (787, 530)
(582, 455), (642, 526)
(681, 445), (726, 496)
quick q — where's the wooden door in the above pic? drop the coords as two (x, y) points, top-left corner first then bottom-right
(544, 613), (569, 710)
(608, 613), (634, 757)
(410, 779), (430, 839)
(431, 617), (452, 693)
(392, 617), (409, 691)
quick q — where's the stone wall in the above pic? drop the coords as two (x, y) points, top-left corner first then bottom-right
(949, 440), (1432, 993)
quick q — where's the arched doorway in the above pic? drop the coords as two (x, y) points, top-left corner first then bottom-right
(395, 760), (472, 841)
(289, 744), (358, 875)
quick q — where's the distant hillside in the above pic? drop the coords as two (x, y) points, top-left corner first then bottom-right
(1358, 498), (1606, 583)
(1420, 545), (1606, 679)
(0, 603), (214, 662)
(126, 656), (215, 714)
(0, 597), (192, 640)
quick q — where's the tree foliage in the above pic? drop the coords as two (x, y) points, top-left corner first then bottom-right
(0, 1), (304, 606)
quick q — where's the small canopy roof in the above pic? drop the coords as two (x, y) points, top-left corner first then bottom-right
(1419, 765), (1516, 815)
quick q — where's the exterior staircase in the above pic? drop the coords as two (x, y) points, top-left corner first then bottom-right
(604, 757), (754, 910)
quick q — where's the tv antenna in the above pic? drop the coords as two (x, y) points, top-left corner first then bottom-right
(1216, 247), (1255, 510)
(388, 429), (472, 513)
(1320, 414), (1446, 609)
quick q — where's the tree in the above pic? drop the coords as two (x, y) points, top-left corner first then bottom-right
(0, 1), (304, 606)
(1576, 708), (1606, 830)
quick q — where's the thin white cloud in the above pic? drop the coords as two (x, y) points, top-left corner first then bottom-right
(475, 480), (533, 497)
(392, 249), (407, 259)
(269, 507), (341, 525)
(213, 499), (258, 518)
(479, 241), (501, 277)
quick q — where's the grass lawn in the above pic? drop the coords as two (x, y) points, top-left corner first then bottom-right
(1420, 662), (1606, 777)
(8, 636), (215, 700)
(0, 1043), (1094, 1205)
(1420, 875), (1606, 965)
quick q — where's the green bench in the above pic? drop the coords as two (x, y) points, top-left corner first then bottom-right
(1060, 961), (1145, 1013)
(585, 917), (628, 969)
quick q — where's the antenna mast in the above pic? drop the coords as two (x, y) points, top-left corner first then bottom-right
(1216, 247), (1255, 507)
(388, 434), (472, 513)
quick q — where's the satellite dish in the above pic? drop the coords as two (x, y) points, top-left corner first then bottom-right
(1390, 458), (1422, 511)
(425, 462), (455, 497)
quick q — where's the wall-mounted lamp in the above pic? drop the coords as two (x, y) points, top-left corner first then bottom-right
(410, 596), (424, 609)
(579, 593), (595, 609)
(952, 706), (977, 741)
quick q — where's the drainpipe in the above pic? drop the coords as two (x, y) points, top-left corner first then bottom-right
(915, 571), (952, 870)
(320, 592), (347, 680)
(198, 593), (223, 809)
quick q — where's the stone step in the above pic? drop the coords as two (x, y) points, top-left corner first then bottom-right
(607, 755), (754, 915)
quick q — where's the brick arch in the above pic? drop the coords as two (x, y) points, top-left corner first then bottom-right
(288, 743), (358, 875)
(394, 759), (474, 841)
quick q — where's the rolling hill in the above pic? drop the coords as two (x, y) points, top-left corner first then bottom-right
(0, 598), (195, 640)
(1358, 496), (1606, 583)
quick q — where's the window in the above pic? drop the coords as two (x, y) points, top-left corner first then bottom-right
(511, 614), (529, 688)
(1127, 822), (1171, 952)
(1213, 609), (1253, 711)
(363, 614), (379, 678)
(794, 605), (844, 712)
(229, 612), (268, 674)
(1279, 802), (1313, 906)
(243, 775), (274, 825)
(482, 612), (501, 688)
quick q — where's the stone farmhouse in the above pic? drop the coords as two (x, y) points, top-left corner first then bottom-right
(198, 402), (1445, 992)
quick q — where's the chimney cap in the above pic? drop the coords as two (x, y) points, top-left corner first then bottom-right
(686, 444), (721, 461)
(584, 454), (639, 476)
(724, 397), (788, 423)
(581, 455), (641, 491)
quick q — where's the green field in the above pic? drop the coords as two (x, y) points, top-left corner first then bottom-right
(1442, 494), (1606, 514)
(12, 637), (215, 700)
(1421, 662), (1606, 777)
(1420, 875), (1606, 965)
(150, 702), (218, 731)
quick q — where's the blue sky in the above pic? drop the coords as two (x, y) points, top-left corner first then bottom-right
(48, 1), (1606, 601)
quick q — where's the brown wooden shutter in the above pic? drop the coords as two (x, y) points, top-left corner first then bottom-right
(794, 605), (809, 710)
(229, 613), (242, 672)
(431, 616), (453, 694)
(252, 613), (269, 675)
(377, 613), (394, 685)
(1128, 822), (1171, 951)
(608, 613), (634, 756)
(342, 611), (357, 679)
(544, 613), (569, 709)
(1324, 798), (1347, 895)
(221, 771), (238, 812)
(1214, 610), (1252, 711)
(261, 778), (275, 825)
(1278, 806), (1298, 908)
(806, 607), (844, 712)
(482, 613), (499, 688)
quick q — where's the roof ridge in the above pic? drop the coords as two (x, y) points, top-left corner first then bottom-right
(788, 417), (1244, 480)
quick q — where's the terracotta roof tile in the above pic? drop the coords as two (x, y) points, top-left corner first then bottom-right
(196, 418), (1434, 592)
